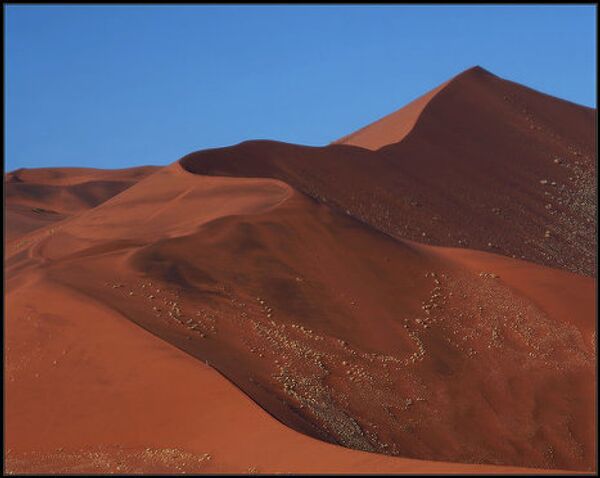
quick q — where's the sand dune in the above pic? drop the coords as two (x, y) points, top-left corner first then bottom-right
(182, 66), (596, 276)
(5, 166), (160, 242)
(4, 66), (596, 474)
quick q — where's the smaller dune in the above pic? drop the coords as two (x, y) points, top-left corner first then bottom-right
(5, 166), (160, 242)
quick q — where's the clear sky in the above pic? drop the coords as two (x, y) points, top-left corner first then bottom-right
(4, 5), (597, 172)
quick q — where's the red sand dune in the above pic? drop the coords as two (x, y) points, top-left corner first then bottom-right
(4, 67), (596, 474)
(5, 166), (159, 242)
(182, 66), (596, 276)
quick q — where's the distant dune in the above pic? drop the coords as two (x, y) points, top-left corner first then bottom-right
(5, 66), (596, 474)
(5, 166), (159, 242)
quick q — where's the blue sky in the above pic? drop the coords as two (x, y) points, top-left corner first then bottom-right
(5, 5), (596, 171)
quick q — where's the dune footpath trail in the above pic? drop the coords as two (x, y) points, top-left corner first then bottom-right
(4, 66), (597, 474)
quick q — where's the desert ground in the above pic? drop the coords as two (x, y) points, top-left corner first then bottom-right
(4, 66), (596, 474)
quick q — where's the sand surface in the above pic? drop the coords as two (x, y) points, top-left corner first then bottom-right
(8, 278), (576, 475)
(4, 66), (596, 474)
(5, 166), (159, 242)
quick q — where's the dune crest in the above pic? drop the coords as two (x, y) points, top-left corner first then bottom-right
(331, 67), (455, 150)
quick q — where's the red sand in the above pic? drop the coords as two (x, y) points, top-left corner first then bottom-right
(5, 166), (159, 242)
(332, 77), (450, 150)
(7, 279), (574, 475)
(4, 67), (596, 474)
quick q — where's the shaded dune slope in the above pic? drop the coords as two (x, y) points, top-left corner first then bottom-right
(180, 66), (596, 276)
(5, 157), (596, 471)
(332, 77), (450, 150)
